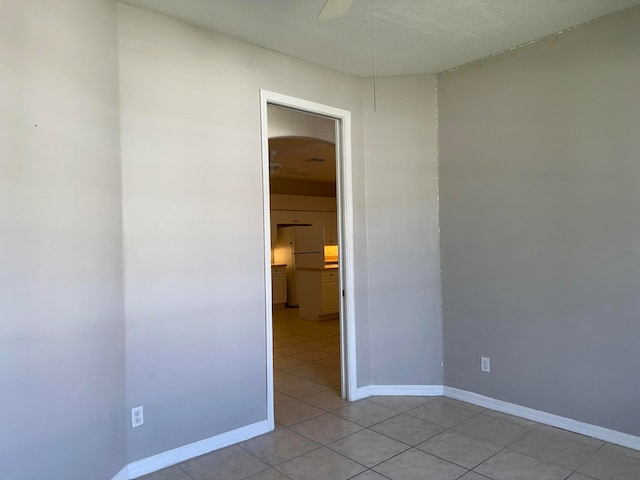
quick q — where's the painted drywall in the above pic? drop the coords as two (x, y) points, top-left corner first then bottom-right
(117, 4), (371, 462)
(439, 7), (640, 435)
(0, 1), (126, 479)
(363, 76), (443, 385)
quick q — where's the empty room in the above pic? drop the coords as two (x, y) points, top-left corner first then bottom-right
(2, 1), (639, 479)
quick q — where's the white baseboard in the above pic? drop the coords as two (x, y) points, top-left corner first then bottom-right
(444, 387), (640, 451)
(355, 385), (444, 400)
(354, 386), (372, 400)
(111, 466), (129, 480)
(127, 420), (270, 479)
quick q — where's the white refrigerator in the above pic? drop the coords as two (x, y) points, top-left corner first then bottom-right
(275, 226), (325, 306)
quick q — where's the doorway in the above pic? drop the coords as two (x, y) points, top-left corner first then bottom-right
(260, 91), (356, 430)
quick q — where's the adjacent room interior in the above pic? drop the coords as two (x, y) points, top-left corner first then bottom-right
(266, 105), (345, 416)
(2, 1), (639, 480)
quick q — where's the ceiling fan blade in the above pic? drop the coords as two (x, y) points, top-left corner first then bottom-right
(317, 0), (353, 21)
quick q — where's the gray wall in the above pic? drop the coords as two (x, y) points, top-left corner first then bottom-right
(439, 7), (640, 436)
(363, 76), (443, 386)
(0, 1), (126, 479)
(117, 4), (371, 463)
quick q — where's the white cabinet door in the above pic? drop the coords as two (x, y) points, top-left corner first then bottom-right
(270, 209), (337, 246)
(272, 210), (314, 226)
(305, 211), (325, 241)
(271, 266), (287, 306)
(326, 212), (338, 245)
(293, 225), (325, 253)
(272, 211), (309, 245)
(320, 270), (339, 314)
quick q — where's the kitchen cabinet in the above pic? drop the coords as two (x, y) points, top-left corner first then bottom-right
(298, 267), (339, 321)
(320, 269), (340, 312)
(272, 210), (315, 226)
(271, 210), (312, 246)
(271, 265), (287, 308)
(307, 211), (326, 230)
(324, 212), (338, 245)
(270, 210), (328, 246)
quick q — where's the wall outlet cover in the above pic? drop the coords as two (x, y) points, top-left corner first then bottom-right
(481, 357), (491, 373)
(131, 406), (144, 428)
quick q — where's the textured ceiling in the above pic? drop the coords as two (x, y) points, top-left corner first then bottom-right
(269, 137), (336, 182)
(121, 0), (640, 76)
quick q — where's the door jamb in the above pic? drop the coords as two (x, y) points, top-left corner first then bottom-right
(259, 90), (357, 430)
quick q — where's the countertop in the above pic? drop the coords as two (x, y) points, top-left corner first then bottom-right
(298, 264), (339, 270)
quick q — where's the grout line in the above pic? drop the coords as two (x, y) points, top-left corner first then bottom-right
(177, 463), (197, 480)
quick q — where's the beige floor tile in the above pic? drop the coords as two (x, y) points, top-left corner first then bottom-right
(281, 363), (334, 378)
(566, 474), (596, 480)
(602, 443), (640, 461)
(367, 395), (433, 413)
(369, 413), (445, 446)
(301, 389), (349, 411)
(272, 349), (290, 359)
(509, 428), (600, 470)
(290, 413), (363, 444)
(274, 345), (309, 356)
(276, 447), (366, 480)
(295, 340), (334, 350)
(406, 398), (479, 428)
(273, 369), (301, 386)
(333, 399), (399, 427)
(273, 355), (306, 369)
(302, 330), (336, 339)
(243, 468), (291, 480)
(452, 413), (532, 447)
(137, 465), (192, 480)
(293, 350), (334, 362)
(438, 397), (485, 413)
(312, 355), (341, 370)
(306, 369), (341, 387)
(481, 409), (540, 428)
(275, 378), (330, 399)
(316, 344), (340, 354)
(180, 445), (269, 480)
(577, 449), (640, 480)
(350, 471), (391, 480)
(537, 425), (605, 448)
(417, 430), (503, 469)
(328, 429), (410, 467)
(458, 472), (493, 480)
(281, 335), (315, 344)
(473, 449), (571, 480)
(373, 448), (467, 480)
(273, 391), (295, 406)
(240, 428), (320, 466)
(314, 338), (341, 347)
(315, 328), (339, 336)
(274, 398), (324, 426)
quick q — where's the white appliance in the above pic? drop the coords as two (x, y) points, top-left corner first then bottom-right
(275, 226), (325, 306)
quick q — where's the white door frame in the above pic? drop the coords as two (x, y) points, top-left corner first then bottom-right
(260, 90), (357, 430)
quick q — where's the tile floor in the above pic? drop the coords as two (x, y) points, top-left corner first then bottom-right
(140, 307), (640, 480)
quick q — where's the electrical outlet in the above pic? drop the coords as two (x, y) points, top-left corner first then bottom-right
(131, 406), (144, 428)
(481, 356), (491, 373)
